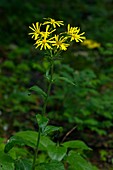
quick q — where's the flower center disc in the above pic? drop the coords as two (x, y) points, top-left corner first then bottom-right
(51, 19), (55, 24)
(42, 39), (47, 44)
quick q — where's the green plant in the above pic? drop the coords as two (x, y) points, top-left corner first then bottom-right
(0, 18), (98, 170)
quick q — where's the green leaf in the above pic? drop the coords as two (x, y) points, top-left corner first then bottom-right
(62, 140), (91, 151)
(14, 131), (38, 146)
(35, 161), (65, 170)
(56, 76), (76, 86)
(4, 135), (36, 153)
(9, 147), (29, 160)
(45, 69), (50, 80)
(40, 136), (55, 149)
(29, 85), (47, 98)
(4, 131), (55, 152)
(0, 151), (14, 170)
(15, 131), (55, 149)
(67, 151), (96, 170)
(15, 158), (32, 170)
(43, 125), (63, 135)
(47, 145), (67, 161)
(36, 114), (49, 132)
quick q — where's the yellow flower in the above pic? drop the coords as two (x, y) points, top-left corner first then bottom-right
(52, 35), (70, 51)
(35, 34), (54, 50)
(29, 22), (41, 40)
(67, 24), (86, 42)
(82, 39), (101, 49)
(43, 18), (64, 28)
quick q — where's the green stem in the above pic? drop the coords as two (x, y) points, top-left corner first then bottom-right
(32, 128), (41, 170)
(32, 54), (54, 170)
(42, 59), (54, 115)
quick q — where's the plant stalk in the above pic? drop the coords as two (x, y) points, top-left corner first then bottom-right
(32, 55), (54, 170)
(42, 59), (54, 115)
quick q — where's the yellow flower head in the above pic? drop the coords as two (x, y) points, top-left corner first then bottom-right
(52, 35), (70, 51)
(43, 18), (64, 28)
(29, 22), (41, 40)
(67, 24), (86, 42)
(35, 33), (54, 50)
(81, 39), (101, 49)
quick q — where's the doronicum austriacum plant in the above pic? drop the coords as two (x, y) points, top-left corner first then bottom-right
(0, 18), (98, 170)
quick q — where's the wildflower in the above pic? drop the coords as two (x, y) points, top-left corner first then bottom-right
(35, 34), (54, 50)
(67, 24), (86, 42)
(29, 22), (41, 40)
(52, 35), (70, 51)
(82, 39), (101, 49)
(43, 18), (64, 28)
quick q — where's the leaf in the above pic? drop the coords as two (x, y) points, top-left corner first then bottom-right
(43, 125), (63, 135)
(15, 158), (32, 170)
(62, 140), (91, 151)
(0, 151), (14, 170)
(45, 69), (50, 80)
(4, 131), (55, 152)
(35, 161), (65, 170)
(40, 136), (55, 148)
(47, 145), (67, 161)
(29, 85), (47, 98)
(84, 119), (98, 126)
(36, 114), (49, 132)
(9, 147), (29, 160)
(4, 135), (36, 153)
(67, 151), (96, 170)
(57, 76), (76, 86)
(15, 131), (55, 149)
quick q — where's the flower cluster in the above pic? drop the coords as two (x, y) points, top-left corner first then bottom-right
(29, 18), (86, 51)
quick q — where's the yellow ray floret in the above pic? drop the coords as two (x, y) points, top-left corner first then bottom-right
(29, 22), (41, 40)
(52, 35), (70, 51)
(41, 25), (56, 37)
(67, 24), (78, 35)
(43, 18), (64, 28)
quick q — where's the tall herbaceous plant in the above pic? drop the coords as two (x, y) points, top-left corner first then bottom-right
(3, 18), (98, 170)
